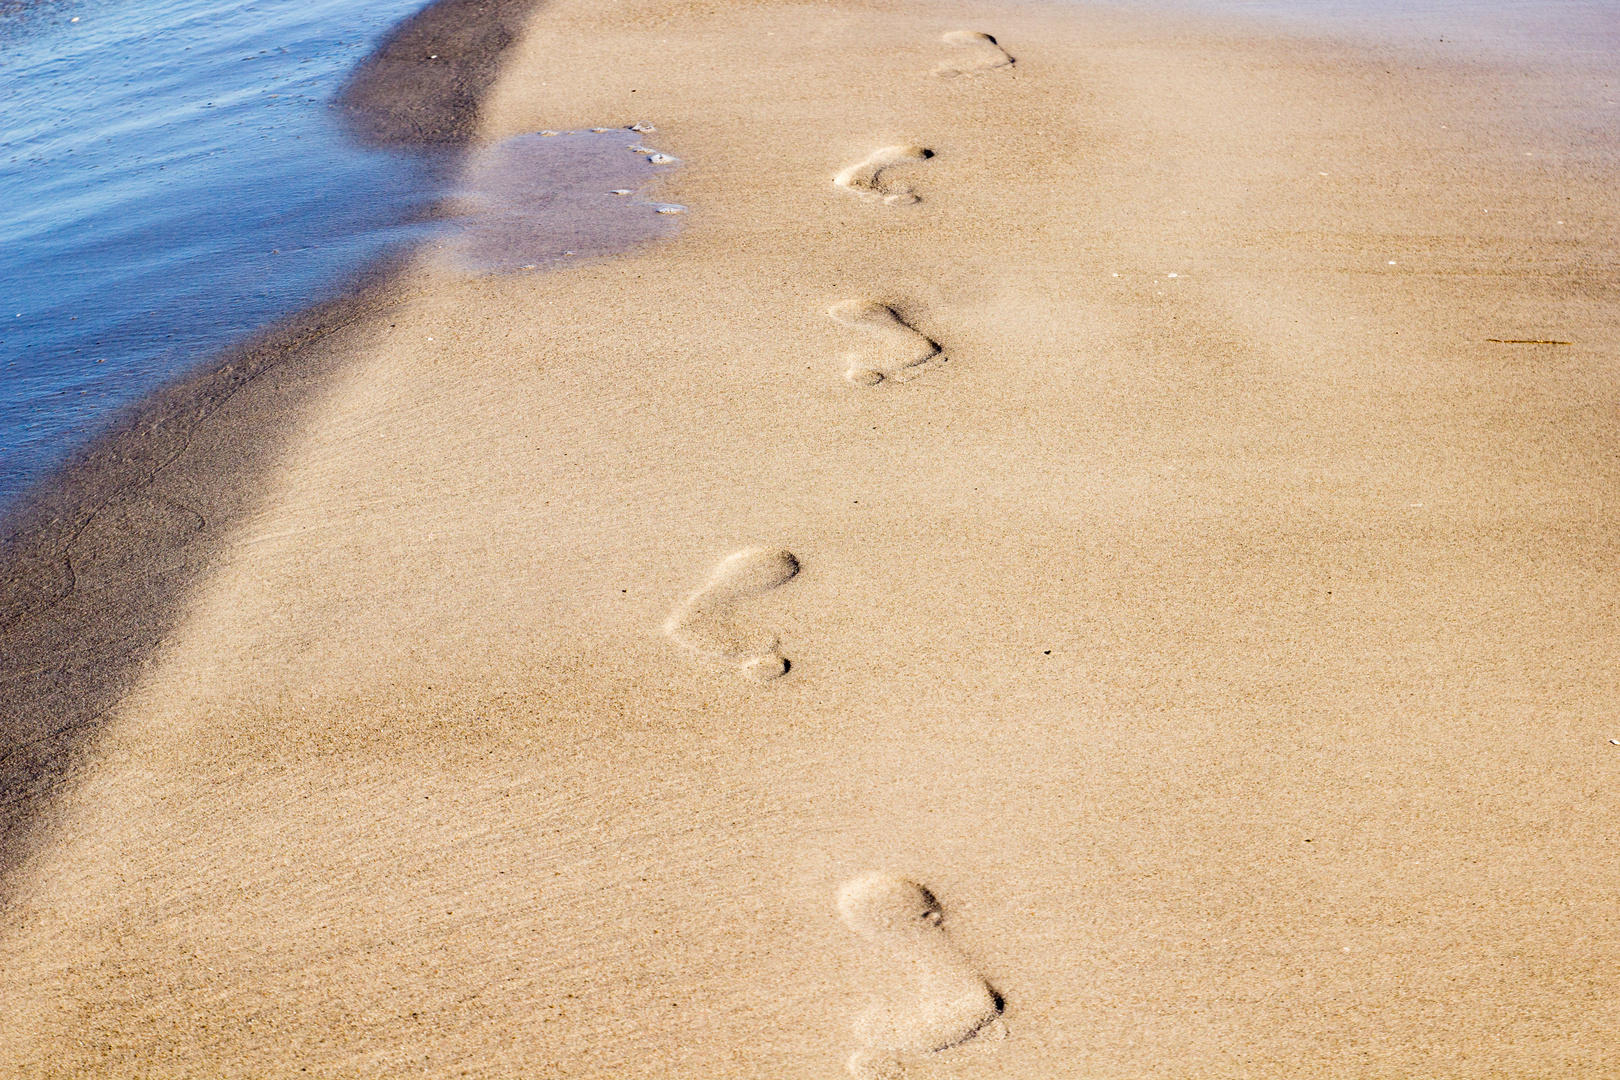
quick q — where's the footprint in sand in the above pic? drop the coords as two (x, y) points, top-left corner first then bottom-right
(932, 31), (1014, 77)
(664, 547), (800, 680)
(834, 146), (934, 206)
(838, 873), (1006, 1079)
(828, 300), (941, 386)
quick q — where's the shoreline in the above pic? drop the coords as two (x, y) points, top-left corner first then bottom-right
(0, 0), (537, 899)
(0, 258), (417, 895)
(4, 0), (1619, 1073)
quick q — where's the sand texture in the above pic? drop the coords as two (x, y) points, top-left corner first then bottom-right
(2, 0), (1619, 1075)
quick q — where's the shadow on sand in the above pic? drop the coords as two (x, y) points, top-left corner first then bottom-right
(0, 0), (540, 905)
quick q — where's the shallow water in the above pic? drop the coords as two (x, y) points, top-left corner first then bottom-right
(0, 0), (446, 507)
(0, 0), (688, 511)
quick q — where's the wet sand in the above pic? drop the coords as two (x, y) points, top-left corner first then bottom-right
(3, 0), (1619, 1076)
(0, 261), (419, 893)
(337, 0), (545, 146)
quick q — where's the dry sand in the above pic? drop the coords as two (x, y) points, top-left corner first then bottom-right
(3, 0), (1619, 1075)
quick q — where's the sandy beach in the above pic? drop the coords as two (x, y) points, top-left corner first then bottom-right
(3, 0), (1618, 1075)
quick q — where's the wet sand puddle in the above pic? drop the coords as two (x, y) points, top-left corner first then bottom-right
(438, 126), (684, 273)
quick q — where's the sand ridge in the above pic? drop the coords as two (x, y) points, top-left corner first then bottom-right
(1, 0), (1619, 1075)
(827, 299), (942, 385)
(835, 144), (935, 205)
(932, 30), (1014, 78)
(664, 546), (802, 679)
(838, 872), (1006, 1077)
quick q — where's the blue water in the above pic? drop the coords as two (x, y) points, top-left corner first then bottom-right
(0, 0), (445, 507)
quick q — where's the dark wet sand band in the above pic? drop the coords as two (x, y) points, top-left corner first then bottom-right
(337, 0), (545, 146)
